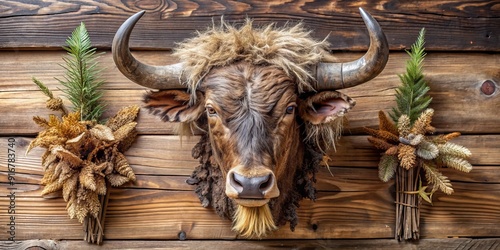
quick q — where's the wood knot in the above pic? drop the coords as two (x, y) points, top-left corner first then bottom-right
(135, 0), (165, 11)
(480, 80), (497, 96)
(178, 231), (187, 241)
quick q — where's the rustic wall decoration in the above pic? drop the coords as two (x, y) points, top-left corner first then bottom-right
(26, 23), (139, 245)
(111, 8), (389, 239)
(0, 1), (499, 248)
(365, 29), (473, 241)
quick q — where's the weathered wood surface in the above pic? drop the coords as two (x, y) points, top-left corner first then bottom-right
(0, 135), (499, 240)
(3, 238), (500, 250)
(0, 0), (499, 244)
(0, 0), (498, 51)
(1, 51), (499, 136)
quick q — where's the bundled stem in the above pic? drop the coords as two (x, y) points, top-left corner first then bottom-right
(395, 167), (420, 240)
(84, 182), (110, 244)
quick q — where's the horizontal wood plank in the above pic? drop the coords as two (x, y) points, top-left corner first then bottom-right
(1, 134), (497, 194)
(4, 238), (500, 250)
(1, 51), (499, 135)
(0, 183), (499, 240)
(1, 134), (498, 175)
(0, 0), (498, 51)
(326, 134), (500, 167)
(0, 187), (394, 240)
(0, 134), (498, 240)
(1, 0), (499, 244)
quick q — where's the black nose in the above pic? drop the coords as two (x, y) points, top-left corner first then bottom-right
(229, 172), (274, 199)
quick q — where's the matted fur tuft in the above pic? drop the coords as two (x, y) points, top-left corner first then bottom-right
(232, 204), (277, 238)
(304, 117), (345, 154)
(173, 19), (331, 100)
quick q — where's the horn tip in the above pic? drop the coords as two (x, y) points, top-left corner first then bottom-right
(125, 10), (146, 23)
(131, 10), (146, 20)
(358, 7), (374, 23)
(359, 8), (368, 17)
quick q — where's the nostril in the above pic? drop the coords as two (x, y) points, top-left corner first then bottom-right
(230, 172), (244, 193)
(259, 174), (274, 194)
(229, 172), (276, 199)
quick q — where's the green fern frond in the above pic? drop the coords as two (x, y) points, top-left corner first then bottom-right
(390, 28), (432, 125)
(56, 22), (105, 122)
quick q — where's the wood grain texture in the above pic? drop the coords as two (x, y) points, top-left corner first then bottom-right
(0, 181), (499, 240)
(0, 183), (486, 240)
(0, 1), (499, 242)
(1, 51), (499, 135)
(3, 238), (500, 250)
(0, 0), (498, 51)
(1, 134), (497, 175)
(0, 134), (498, 240)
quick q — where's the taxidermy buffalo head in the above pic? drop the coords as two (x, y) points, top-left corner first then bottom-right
(113, 8), (388, 238)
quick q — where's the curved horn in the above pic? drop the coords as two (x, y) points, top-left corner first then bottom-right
(112, 11), (184, 89)
(315, 8), (389, 90)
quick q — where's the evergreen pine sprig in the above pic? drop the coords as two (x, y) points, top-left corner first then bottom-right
(390, 28), (432, 124)
(57, 22), (105, 122)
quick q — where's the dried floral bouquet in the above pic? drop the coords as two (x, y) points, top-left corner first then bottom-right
(27, 23), (139, 244)
(364, 29), (472, 240)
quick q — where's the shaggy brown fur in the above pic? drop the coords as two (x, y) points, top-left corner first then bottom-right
(115, 9), (383, 239)
(173, 19), (332, 101)
(187, 133), (236, 219)
(187, 124), (323, 234)
(147, 20), (346, 238)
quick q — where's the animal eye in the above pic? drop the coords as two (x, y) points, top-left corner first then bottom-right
(285, 105), (296, 114)
(206, 106), (217, 116)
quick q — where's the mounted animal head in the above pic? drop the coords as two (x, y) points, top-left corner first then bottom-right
(113, 9), (388, 238)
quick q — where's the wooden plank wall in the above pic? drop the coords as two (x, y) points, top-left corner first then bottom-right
(1, 0), (499, 248)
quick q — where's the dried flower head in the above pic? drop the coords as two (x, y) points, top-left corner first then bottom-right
(28, 105), (140, 223)
(365, 109), (473, 201)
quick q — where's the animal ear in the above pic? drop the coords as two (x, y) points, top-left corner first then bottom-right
(143, 90), (205, 122)
(299, 91), (356, 125)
